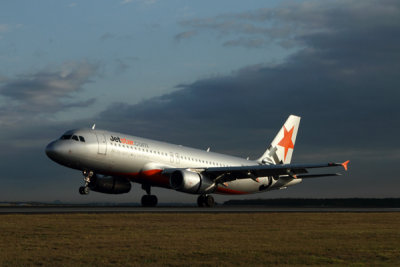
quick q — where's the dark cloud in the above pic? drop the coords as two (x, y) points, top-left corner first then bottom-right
(90, 0), (400, 198)
(0, 61), (98, 125)
(177, 0), (400, 50)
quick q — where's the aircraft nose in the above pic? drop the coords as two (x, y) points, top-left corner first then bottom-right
(45, 141), (56, 159)
(45, 141), (63, 161)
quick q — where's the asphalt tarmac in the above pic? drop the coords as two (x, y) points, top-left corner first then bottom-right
(1, 206), (399, 214)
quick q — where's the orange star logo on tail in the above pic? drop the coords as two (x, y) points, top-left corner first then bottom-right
(278, 126), (294, 161)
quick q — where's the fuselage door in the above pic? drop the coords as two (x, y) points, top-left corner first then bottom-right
(95, 133), (107, 155)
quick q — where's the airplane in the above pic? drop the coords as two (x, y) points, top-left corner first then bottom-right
(45, 115), (349, 207)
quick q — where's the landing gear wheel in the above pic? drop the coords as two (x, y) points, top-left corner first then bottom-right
(197, 195), (206, 207)
(140, 184), (158, 207)
(197, 195), (215, 207)
(79, 186), (89, 195)
(204, 195), (215, 207)
(141, 195), (158, 207)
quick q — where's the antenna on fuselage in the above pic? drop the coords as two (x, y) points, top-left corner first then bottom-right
(92, 124), (96, 130)
(206, 147), (210, 152)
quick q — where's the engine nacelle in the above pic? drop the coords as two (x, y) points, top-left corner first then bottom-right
(170, 170), (216, 194)
(258, 176), (279, 191)
(89, 175), (131, 194)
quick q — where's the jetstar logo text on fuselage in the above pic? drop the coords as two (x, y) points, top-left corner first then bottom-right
(110, 136), (149, 148)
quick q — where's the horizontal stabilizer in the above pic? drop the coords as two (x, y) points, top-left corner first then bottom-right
(297, 173), (342, 179)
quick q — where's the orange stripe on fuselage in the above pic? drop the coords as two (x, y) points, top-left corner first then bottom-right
(107, 169), (170, 187)
(139, 169), (170, 186)
(216, 187), (248, 195)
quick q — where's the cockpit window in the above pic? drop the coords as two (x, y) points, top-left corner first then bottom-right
(60, 134), (85, 142)
(60, 135), (72, 140)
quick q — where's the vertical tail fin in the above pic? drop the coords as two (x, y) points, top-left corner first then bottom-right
(257, 115), (301, 165)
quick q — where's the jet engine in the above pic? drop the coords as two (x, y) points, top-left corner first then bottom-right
(258, 176), (278, 191)
(89, 175), (131, 194)
(169, 170), (216, 194)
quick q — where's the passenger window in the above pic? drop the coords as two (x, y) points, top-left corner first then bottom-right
(79, 136), (85, 142)
(72, 135), (79, 141)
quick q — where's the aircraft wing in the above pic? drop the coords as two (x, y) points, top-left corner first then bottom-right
(163, 161), (349, 184)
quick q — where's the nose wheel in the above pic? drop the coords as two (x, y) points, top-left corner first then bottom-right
(79, 186), (90, 195)
(141, 184), (158, 207)
(79, 170), (94, 195)
(197, 195), (215, 207)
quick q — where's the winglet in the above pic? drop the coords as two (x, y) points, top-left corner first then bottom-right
(341, 160), (350, 171)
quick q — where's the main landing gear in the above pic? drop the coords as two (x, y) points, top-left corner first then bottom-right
(79, 170), (93, 195)
(197, 194), (215, 207)
(141, 184), (158, 207)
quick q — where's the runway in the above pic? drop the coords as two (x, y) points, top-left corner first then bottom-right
(1, 205), (399, 214)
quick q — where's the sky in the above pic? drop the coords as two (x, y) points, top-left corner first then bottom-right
(0, 0), (399, 204)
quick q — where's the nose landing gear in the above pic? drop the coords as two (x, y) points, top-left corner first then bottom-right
(141, 184), (158, 207)
(79, 170), (94, 195)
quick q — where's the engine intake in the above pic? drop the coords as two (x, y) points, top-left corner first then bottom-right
(89, 175), (131, 194)
(170, 170), (216, 194)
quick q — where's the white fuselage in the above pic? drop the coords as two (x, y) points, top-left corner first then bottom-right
(45, 128), (301, 196)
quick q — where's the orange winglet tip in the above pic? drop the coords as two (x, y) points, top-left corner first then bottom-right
(341, 160), (350, 171)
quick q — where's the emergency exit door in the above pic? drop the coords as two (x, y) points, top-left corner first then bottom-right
(95, 133), (107, 155)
